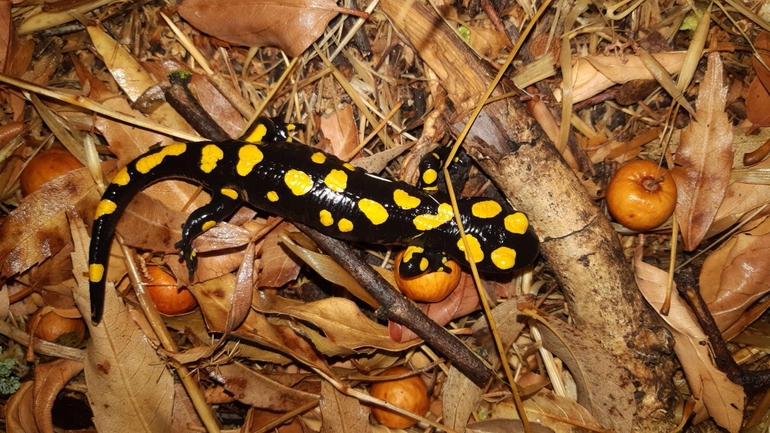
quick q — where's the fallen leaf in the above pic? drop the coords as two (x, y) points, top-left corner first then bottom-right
(491, 389), (603, 432)
(558, 52), (685, 103)
(259, 224), (302, 288)
(671, 53), (733, 250)
(215, 362), (318, 410)
(69, 216), (175, 433)
(178, 0), (342, 57)
(317, 105), (359, 159)
(746, 76), (770, 128)
(5, 381), (39, 433)
(467, 418), (554, 433)
(634, 245), (744, 432)
(254, 291), (417, 352)
(699, 216), (770, 333)
(0, 166), (101, 279)
(752, 32), (770, 92)
(319, 380), (372, 433)
(32, 359), (84, 433)
(388, 271), (479, 342)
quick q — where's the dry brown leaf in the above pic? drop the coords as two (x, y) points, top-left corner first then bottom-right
(215, 362), (318, 410)
(191, 273), (336, 377)
(388, 271), (478, 342)
(746, 76), (770, 128)
(32, 359), (84, 433)
(671, 53), (733, 250)
(752, 32), (770, 92)
(69, 216), (175, 433)
(491, 389), (603, 432)
(319, 380), (372, 433)
(0, 1), (14, 74)
(87, 26), (195, 135)
(178, 0), (342, 57)
(526, 308), (634, 432)
(558, 52), (685, 103)
(5, 381), (39, 433)
(467, 418), (554, 433)
(443, 300), (529, 431)
(317, 105), (359, 159)
(699, 216), (770, 332)
(634, 246), (744, 432)
(259, 224), (302, 288)
(0, 166), (101, 279)
(171, 383), (204, 433)
(254, 291), (417, 352)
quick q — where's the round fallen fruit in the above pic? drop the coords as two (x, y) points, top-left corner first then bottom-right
(27, 308), (86, 345)
(20, 148), (84, 196)
(606, 159), (677, 231)
(369, 366), (430, 429)
(143, 266), (198, 316)
(394, 251), (461, 303)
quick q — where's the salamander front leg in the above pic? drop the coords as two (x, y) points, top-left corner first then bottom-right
(174, 187), (243, 277)
(397, 246), (455, 277)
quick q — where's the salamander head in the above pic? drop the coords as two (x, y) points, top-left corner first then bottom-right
(450, 198), (539, 273)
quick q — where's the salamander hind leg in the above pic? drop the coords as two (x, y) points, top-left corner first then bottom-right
(174, 187), (243, 277)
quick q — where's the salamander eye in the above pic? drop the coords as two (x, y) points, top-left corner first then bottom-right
(394, 251), (461, 302)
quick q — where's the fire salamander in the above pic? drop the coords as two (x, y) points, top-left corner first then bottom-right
(88, 118), (539, 324)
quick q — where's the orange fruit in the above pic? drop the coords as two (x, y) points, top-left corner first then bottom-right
(143, 266), (198, 316)
(606, 159), (677, 231)
(369, 367), (430, 428)
(20, 148), (84, 196)
(394, 251), (461, 302)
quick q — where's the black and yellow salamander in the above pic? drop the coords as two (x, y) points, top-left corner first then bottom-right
(88, 118), (539, 324)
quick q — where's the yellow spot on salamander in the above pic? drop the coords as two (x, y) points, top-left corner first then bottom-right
(324, 169), (348, 193)
(358, 199), (388, 225)
(267, 191), (279, 202)
(343, 163), (355, 171)
(135, 143), (186, 174)
(491, 247), (516, 270)
(413, 203), (454, 231)
(420, 257), (429, 271)
(285, 170), (313, 196)
(202, 221), (216, 231)
(338, 218), (353, 232)
(94, 199), (117, 220)
(244, 123), (267, 143)
(320, 209), (334, 226)
(237, 144), (264, 176)
(457, 235), (484, 264)
(200, 144), (224, 173)
(471, 200), (503, 218)
(221, 188), (238, 200)
(504, 212), (529, 234)
(111, 167), (130, 186)
(403, 246), (423, 263)
(89, 264), (104, 283)
(311, 152), (326, 164)
(422, 168), (438, 185)
(393, 189), (421, 210)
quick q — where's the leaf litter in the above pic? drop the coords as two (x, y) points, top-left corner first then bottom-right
(3, 0), (770, 432)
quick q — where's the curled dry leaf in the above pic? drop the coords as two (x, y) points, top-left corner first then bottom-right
(178, 0), (342, 57)
(32, 359), (84, 433)
(671, 53), (733, 250)
(69, 216), (175, 433)
(746, 76), (770, 128)
(490, 388), (604, 432)
(699, 216), (770, 333)
(752, 32), (770, 93)
(557, 52), (685, 103)
(5, 381), (38, 433)
(259, 224), (302, 288)
(317, 105), (359, 159)
(634, 245), (744, 432)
